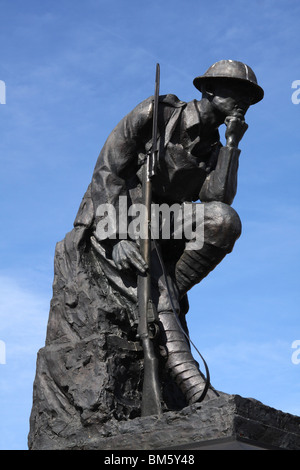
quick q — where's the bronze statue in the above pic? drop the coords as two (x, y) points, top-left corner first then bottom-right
(29, 60), (263, 449)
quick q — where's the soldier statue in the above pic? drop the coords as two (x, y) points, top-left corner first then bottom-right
(29, 60), (263, 448)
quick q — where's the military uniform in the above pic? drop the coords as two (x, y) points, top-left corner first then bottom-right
(73, 60), (263, 404)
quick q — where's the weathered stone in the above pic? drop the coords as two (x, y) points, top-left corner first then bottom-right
(29, 393), (300, 450)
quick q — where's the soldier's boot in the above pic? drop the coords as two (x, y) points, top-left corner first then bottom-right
(159, 311), (216, 404)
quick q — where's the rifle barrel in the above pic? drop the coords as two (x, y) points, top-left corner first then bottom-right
(137, 63), (162, 417)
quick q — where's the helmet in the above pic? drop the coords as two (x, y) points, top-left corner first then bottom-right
(193, 60), (264, 104)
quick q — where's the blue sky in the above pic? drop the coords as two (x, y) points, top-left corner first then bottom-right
(0, 0), (300, 450)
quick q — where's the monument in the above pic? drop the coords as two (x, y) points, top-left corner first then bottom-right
(28, 60), (300, 450)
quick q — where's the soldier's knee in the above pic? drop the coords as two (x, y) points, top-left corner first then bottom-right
(204, 201), (242, 252)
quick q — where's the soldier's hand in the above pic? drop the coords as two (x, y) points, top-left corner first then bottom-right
(112, 240), (148, 274)
(225, 116), (248, 148)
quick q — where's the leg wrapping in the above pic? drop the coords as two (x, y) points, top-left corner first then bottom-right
(159, 311), (208, 404)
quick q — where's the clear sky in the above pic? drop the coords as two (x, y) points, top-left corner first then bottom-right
(0, 0), (300, 450)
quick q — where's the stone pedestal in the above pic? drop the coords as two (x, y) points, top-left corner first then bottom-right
(29, 392), (300, 450)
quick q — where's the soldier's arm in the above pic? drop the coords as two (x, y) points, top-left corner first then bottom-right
(199, 146), (240, 205)
(199, 116), (248, 205)
(90, 98), (154, 272)
(91, 97), (153, 210)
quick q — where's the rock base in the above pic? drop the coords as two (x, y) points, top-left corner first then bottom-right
(29, 392), (300, 450)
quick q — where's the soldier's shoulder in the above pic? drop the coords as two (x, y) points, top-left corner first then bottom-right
(160, 94), (186, 107)
(133, 94), (186, 111)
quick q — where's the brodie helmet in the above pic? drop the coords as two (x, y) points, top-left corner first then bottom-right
(193, 60), (264, 104)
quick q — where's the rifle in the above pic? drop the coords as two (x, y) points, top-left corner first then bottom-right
(137, 63), (162, 417)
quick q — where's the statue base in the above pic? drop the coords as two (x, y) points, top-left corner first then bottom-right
(29, 392), (300, 450)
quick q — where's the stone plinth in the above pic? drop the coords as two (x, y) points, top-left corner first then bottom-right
(29, 392), (300, 450)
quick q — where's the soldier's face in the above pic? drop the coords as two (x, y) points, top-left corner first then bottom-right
(209, 80), (252, 119)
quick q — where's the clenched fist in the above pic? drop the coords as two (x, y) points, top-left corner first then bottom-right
(225, 116), (248, 148)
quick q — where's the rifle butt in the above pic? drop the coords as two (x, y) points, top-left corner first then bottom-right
(140, 335), (162, 417)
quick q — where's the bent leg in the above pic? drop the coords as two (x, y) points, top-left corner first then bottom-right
(175, 201), (242, 297)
